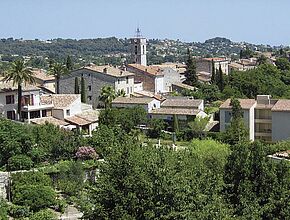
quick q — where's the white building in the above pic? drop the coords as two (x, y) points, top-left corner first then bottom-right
(220, 95), (290, 142)
(130, 28), (147, 66)
(112, 97), (160, 113)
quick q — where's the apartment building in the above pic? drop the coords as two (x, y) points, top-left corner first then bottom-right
(220, 95), (290, 142)
(196, 57), (230, 75)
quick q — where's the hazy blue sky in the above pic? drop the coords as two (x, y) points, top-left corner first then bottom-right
(1, 0), (289, 45)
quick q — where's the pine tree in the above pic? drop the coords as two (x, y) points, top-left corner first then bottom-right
(185, 49), (198, 86)
(74, 77), (80, 94)
(81, 77), (87, 103)
(66, 55), (73, 70)
(211, 59), (216, 84)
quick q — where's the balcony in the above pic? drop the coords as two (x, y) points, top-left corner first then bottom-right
(22, 103), (54, 111)
(255, 128), (272, 137)
(255, 118), (272, 124)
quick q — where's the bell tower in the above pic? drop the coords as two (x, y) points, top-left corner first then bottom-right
(131, 28), (147, 66)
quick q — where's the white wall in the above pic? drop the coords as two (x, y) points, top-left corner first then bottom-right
(148, 99), (161, 112)
(162, 67), (181, 92)
(272, 111), (290, 142)
(115, 76), (134, 96)
(155, 76), (164, 93)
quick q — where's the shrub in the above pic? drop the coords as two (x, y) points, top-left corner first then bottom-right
(8, 204), (31, 218)
(7, 154), (33, 171)
(29, 209), (57, 220)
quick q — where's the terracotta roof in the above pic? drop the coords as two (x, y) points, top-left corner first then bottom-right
(40, 94), (80, 109)
(0, 79), (39, 92)
(65, 116), (91, 126)
(162, 98), (203, 108)
(75, 110), (99, 122)
(30, 117), (69, 126)
(151, 108), (200, 116)
(272, 100), (290, 112)
(202, 57), (228, 62)
(32, 69), (55, 81)
(171, 82), (197, 91)
(127, 64), (163, 76)
(220, 99), (256, 110)
(112, 97), (155, 105)
(84, 65), (134, 78)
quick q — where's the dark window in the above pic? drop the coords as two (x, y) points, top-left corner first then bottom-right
(66, 109), (70, 116)
(118, 79), (120, 84)
(88, 85), (92, 91)
(126, 77), (129, 84)
(143, 45), (145, 55)
(88, 96), (92, 101)
(42, 110), (47, 117)
(135, 45), (138, 55)
(6, 95), (14, 104)
(7, 111), (15, 120)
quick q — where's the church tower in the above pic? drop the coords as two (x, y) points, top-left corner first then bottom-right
(131, 28), (147, 66)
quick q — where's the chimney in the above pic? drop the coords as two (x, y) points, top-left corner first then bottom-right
(103, 68), (107, 73)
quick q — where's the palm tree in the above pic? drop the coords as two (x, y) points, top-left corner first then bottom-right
(116, 89), (126, 97)
(2, 60), (35, 120)
(99, 86), (116, 109)
(50, 62), (67, 94)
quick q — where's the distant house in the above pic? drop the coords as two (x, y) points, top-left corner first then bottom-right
(126, 64), (165, 93)
(220, 95), (290, 142)
(31, 69), (55, 93)
(59, 65), (135, 108)
(112, 97), (160, 113)
(196, 57), (229, 75)
(150, 97), (206, 122)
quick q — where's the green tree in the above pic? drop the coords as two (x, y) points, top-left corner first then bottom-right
(217, 65), (224, 91)
(66, 55), (74, 70)
(99, 85), (116, 108)
(275, 57), (290, 71)
(148, 118), (165, 139)
(81, 76), (87, 103)
(7, 154), (33, 171)
(173, 114), (179, 133)
(50, 62), (67, 94)
(223, 98), (249, 145)
(211, 59), (216, 84)
(188, 116), (209, 139)
(184, 49), (198, 86)
(116, 89), (126, 97)
(2, 60), (35, 120)
(30, 209), (57, 220)
(74, 77), (80, 94)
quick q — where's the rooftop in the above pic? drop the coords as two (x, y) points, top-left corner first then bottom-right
(32, 69), (55, 81)
(84, 65), (134, 78)
(0, 78), (39, 92)
(272, 100), (290, 112)
(112, 97), (155, 105)
(151, 108), (200, 116)
(202, 57), (228, 62)
(127, 64), (163, 76)
(30, 117), (69, 126)
(40, 94), (80, 109)
(161, 98), (203, 108)
(220, 99), (256, 110)
(171, 82), (197, 91)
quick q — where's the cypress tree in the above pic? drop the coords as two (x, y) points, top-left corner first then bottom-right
(74, 77), (80, 94)
(217, 65), (224, 91)
(211, 59), (216, 84)
(185, 48), (198, 86)
(173, 114), (179, 133)
(66, 55), (73, 70)
(81, 77), (87, 103)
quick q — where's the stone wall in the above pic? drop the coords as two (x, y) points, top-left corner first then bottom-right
(0, 172), (9, 200)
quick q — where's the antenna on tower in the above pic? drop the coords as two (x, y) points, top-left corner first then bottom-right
(135, 24), (142, 38)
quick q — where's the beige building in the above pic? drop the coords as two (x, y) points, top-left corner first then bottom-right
(59, 64), (135, 107)
(220, 95), (290, 142)
(196, 57), (229, 75)
(32, 69), (55, 93)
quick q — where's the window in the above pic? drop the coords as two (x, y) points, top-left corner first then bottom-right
(6, 95), (14, 104)
(225, 111), (232, 123)
(135, 45), (138, 55)
(118, 79), (120, 84)
(143, 45), (145, 55)
(88, 96), (92, 101)
(126, 77), (129, 84)
(127, 87), (129, 94)
(7, 111), (15, 120)
(66, 109), (70, 116)
(42, 110), (47, 117)
(88, 85), (92, 91)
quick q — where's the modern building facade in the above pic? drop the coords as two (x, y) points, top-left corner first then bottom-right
(220, 95), (290, 142)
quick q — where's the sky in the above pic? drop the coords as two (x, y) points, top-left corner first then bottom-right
(0, 0), (290, 45)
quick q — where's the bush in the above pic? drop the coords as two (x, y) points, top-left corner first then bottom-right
(8, 204), (31, 218)
(7, 154), (33, 171)
(0, 199), (9, 220)
(29, 209), (57, 220)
